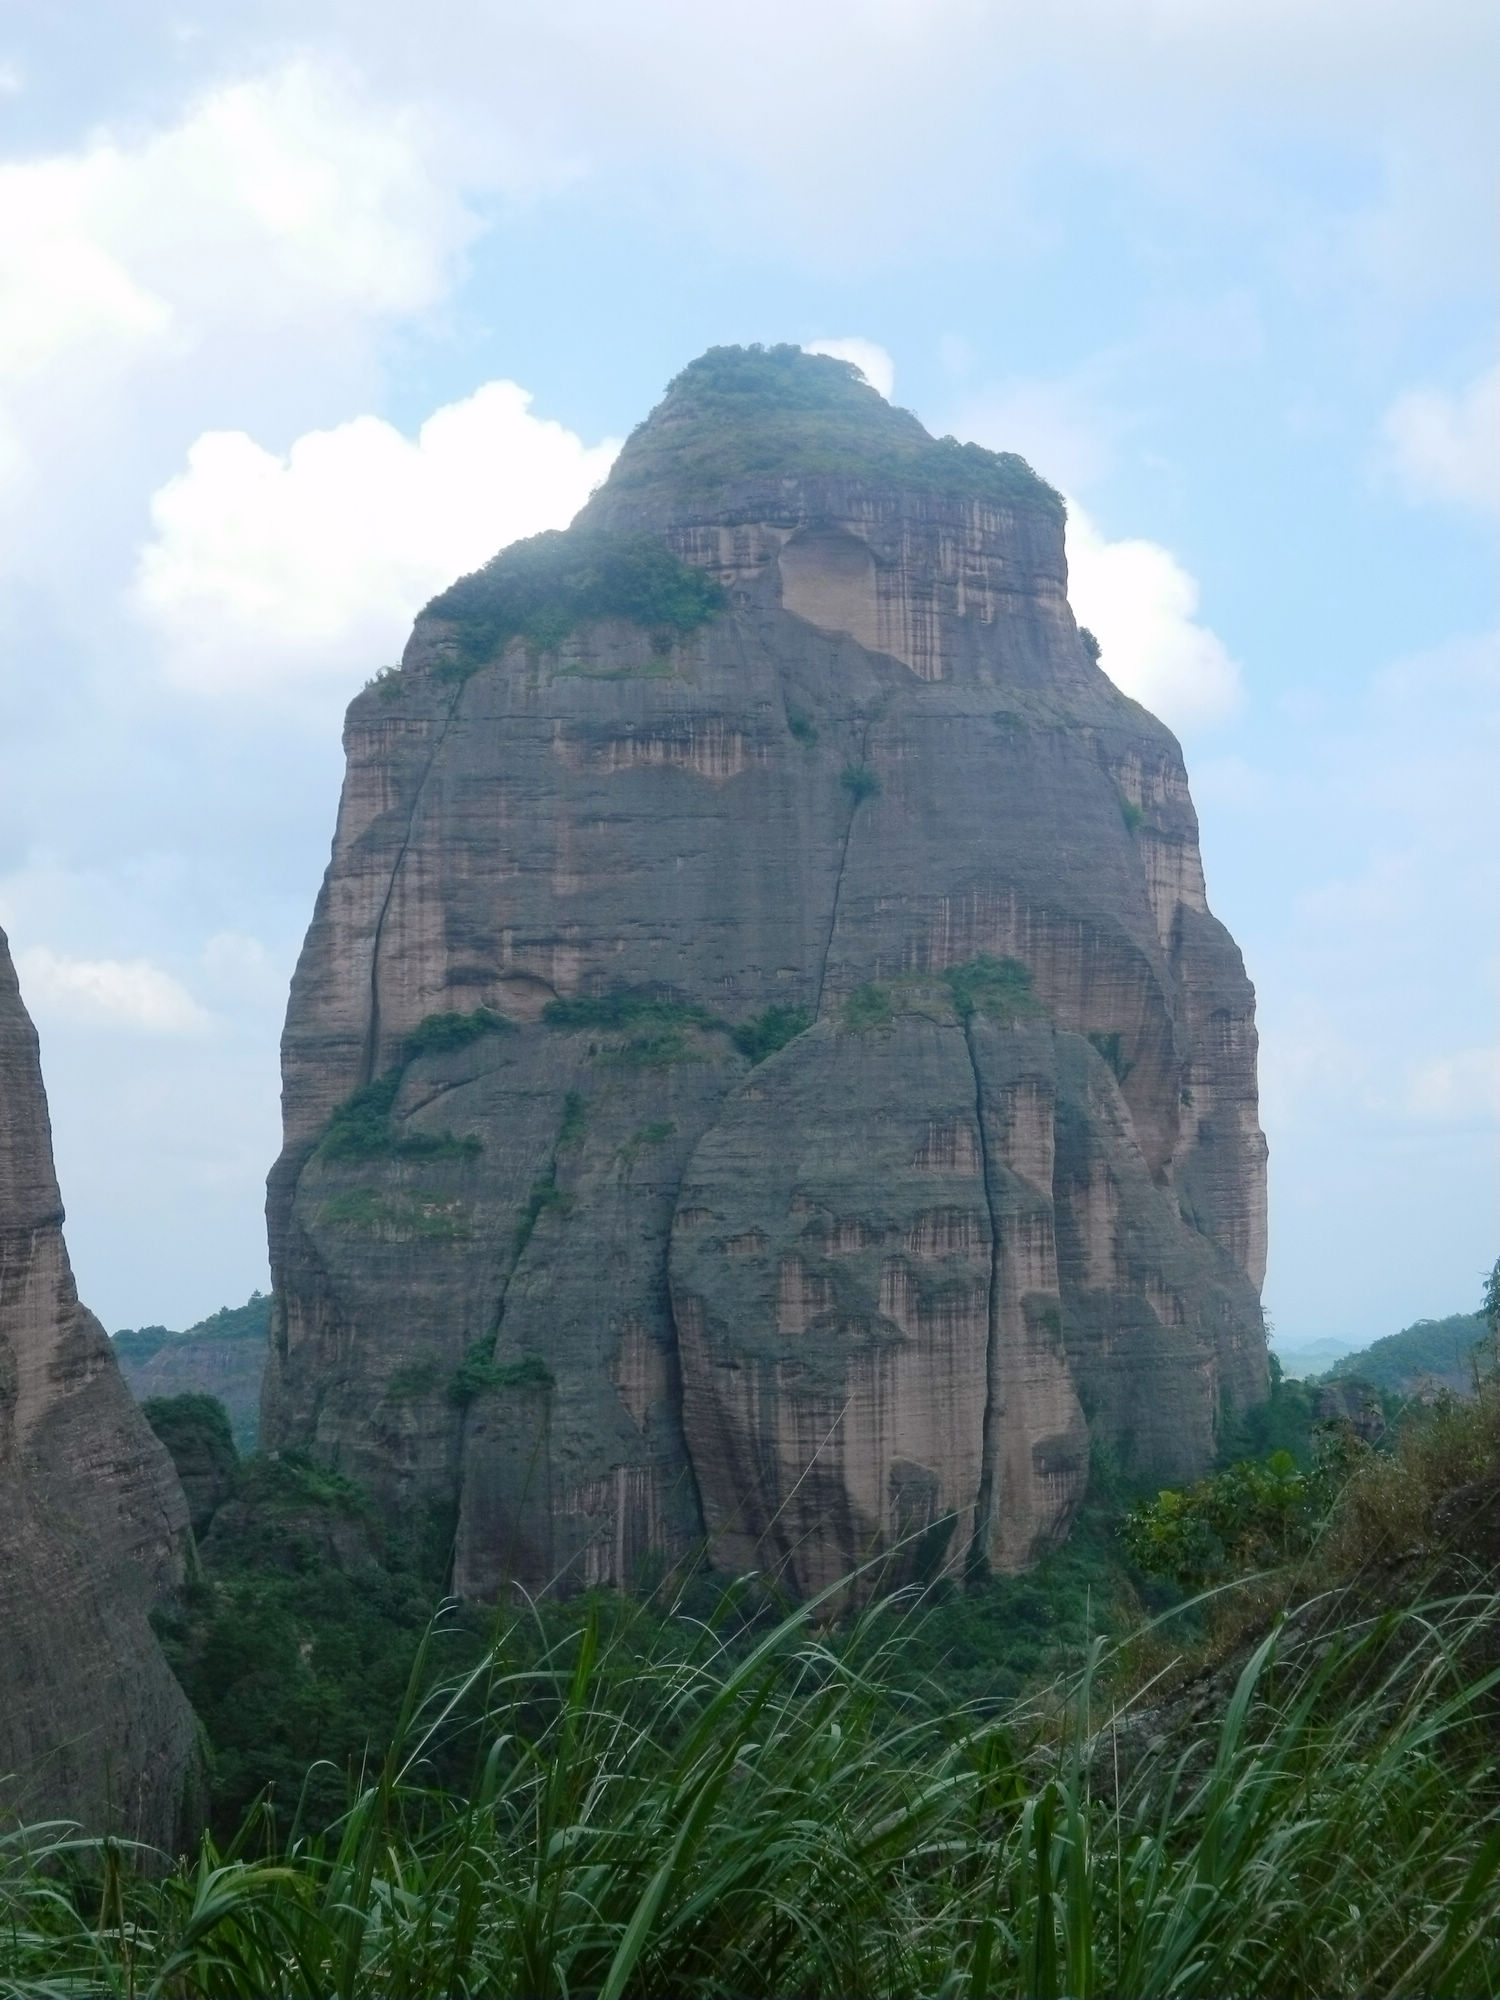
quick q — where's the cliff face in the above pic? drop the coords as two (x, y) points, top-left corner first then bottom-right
(0, 929), (197, 1840)
(264, 346), (1268, 1598)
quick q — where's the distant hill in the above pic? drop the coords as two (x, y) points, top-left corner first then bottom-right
(1325, 1312), (1489, 1398)
(112, 1293), (270, 1452)
(1272, 1335), (1360, 1381)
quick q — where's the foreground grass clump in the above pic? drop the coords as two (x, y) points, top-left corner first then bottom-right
(2, 1567), (1495, 1999)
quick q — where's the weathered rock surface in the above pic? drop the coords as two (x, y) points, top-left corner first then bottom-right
(0, 928), (198, 1840)
(264, 346), (1269, 1597)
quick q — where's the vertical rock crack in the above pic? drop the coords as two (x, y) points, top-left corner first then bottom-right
(361, 680), (467, 1084)
(814, 717), (873, 1017)
(962, 1015), (1004, 1581)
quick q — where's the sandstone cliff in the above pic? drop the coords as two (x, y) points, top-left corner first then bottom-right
(264, 346), (1268, 1598)
(0, 928), (198, 1839)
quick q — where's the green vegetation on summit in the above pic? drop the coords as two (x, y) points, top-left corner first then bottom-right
(112, 1292), (270, 1371)
(598, 344), (1065, 521)
(423, 527), (726, 669)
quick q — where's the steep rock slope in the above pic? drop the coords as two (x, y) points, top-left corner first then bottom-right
(264, 347), (1268, 1597)
(0, 929), (197, 1839)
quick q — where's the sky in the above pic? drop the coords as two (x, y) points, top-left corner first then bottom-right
(0, 0), (1495, 1348)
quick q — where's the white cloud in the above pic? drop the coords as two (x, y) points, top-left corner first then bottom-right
(134, 382), (621, 693)
(0, 62), (469, 385)
(1407, 1048), (1500, 1122)
(0, 59), (483, 525)
(1381, 362), (1500, 514)
(805, 338), (896, 401)
(16, 946), (210, 1035)
(1064, 502), (1246, 733)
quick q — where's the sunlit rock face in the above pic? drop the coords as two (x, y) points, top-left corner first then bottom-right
(264, 346), (1268, 1599)
(0, 929), (197, 1841)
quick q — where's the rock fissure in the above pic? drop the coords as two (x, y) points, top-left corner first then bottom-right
(815, 717), (874, 1018)
(362, 682), (467, 1084)
(960, 1014), (1004, 1580)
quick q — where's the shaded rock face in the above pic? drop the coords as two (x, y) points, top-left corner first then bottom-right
(0, 929), (197, 1840)
(265, 346), (1268, 1599)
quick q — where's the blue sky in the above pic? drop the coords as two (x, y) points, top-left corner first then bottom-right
(0, 0), (1495, 1345)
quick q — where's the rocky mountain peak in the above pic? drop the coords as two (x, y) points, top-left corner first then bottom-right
(264, 345), (1268, 1603)
(580, 343), (1061, 528)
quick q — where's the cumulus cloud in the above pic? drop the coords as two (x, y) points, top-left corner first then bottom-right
(134, 382), (621, 693)
(0, 62), (468, 380)
(1064, 502), (1246, 733)
(0, 59), (484, 527)
(16, 946), (210, 1035)
(805, 338), (896, 401)
(1381, 362), (1500, 514)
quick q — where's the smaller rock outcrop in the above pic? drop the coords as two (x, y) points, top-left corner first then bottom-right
(0, 928), (198, 1843)
(114, 1292), (269, 1452)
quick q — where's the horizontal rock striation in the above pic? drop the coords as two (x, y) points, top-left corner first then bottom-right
(264, 345), (1268, 1598)
(0, 928), (197, 1841)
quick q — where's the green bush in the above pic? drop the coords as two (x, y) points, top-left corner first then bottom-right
(319, 1070), (483, 1160)
(316, 1012), (504, 1160)
(1122, 1439), (1367, 1590)
(785, 706), (819, 746)
(423, 528), (726, 670)
(543, 986), (722, 1036)
(317, 1071), (403, 1159)
(142, 1391), (235, 1465)
(945, 955), (1045, 1024)
(1079, 627), (1102, 663)
(448, 1341), (554, 1407)
(843, 983), (894, 1031)
(730, 1003), (814, 1065)
(401, 1006), (514, 1059)
(841, 761), (880, 805)
(1119, 797), (1144, 834)
(598, 1028), (697, 1069)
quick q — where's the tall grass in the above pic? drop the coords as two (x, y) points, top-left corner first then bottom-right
(2, 1571), (1496, 1999)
